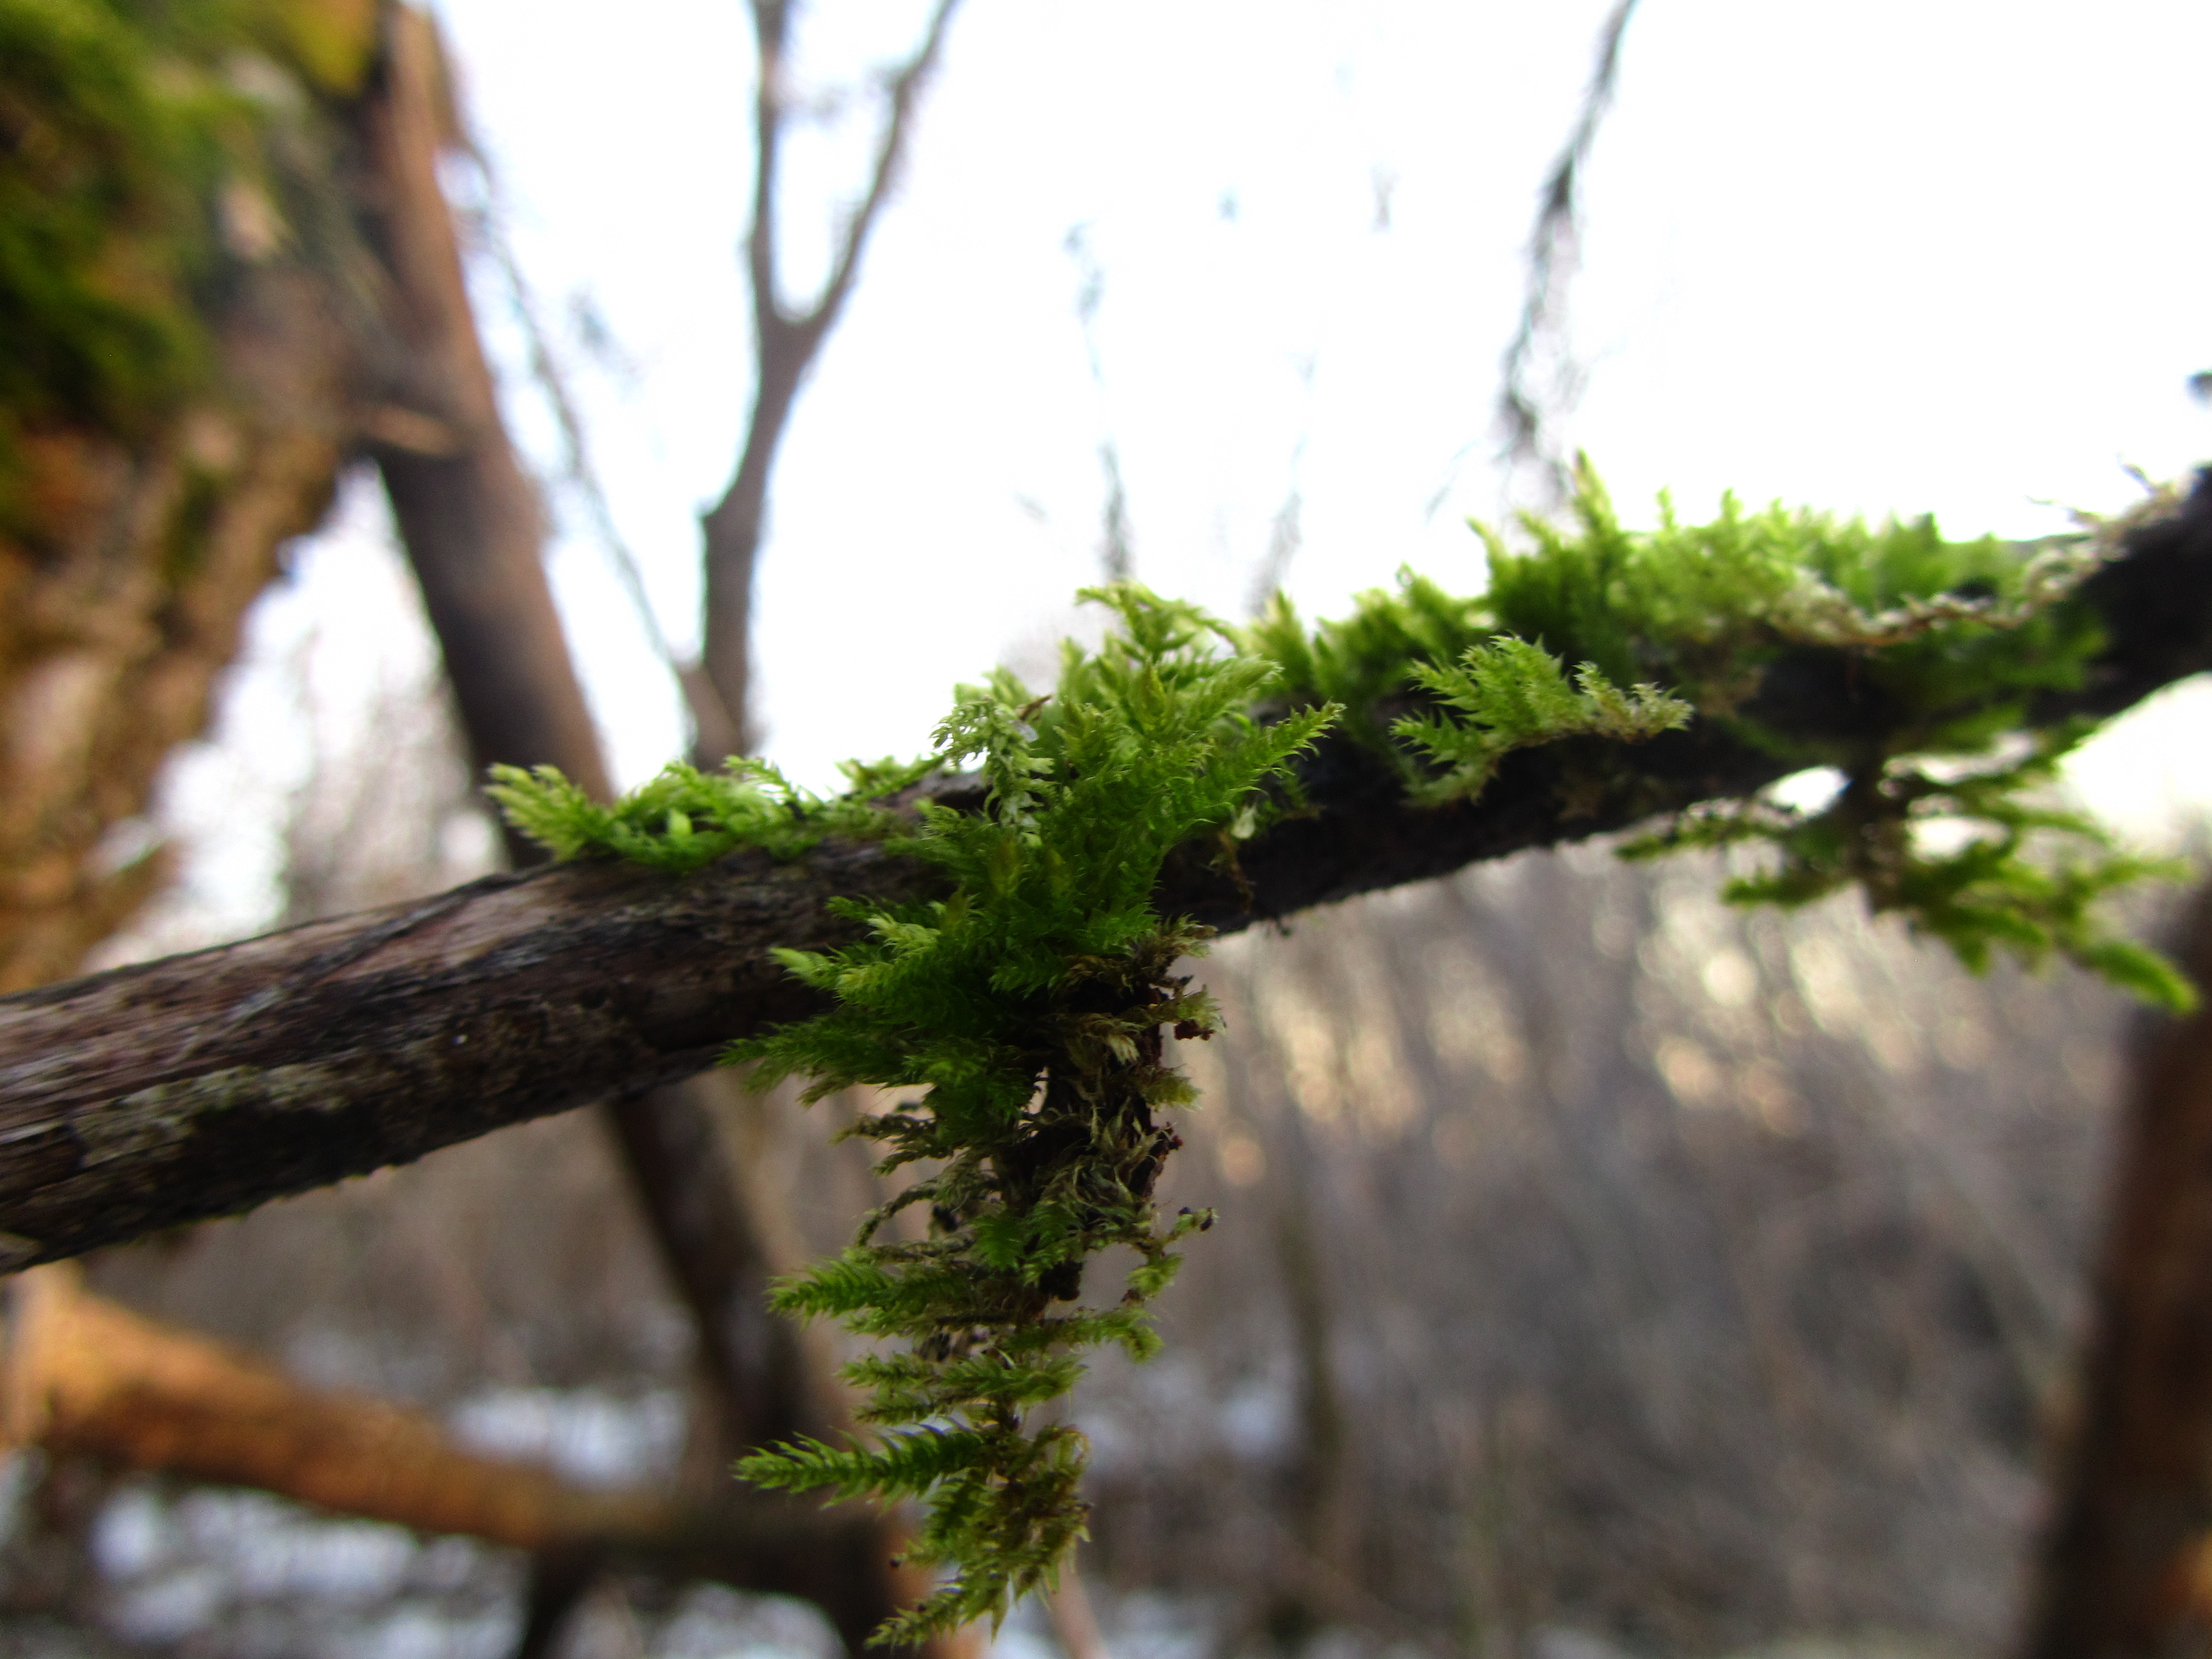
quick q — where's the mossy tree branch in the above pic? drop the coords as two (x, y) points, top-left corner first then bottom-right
(0, 472), (2206, 1273)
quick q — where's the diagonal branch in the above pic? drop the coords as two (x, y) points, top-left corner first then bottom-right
(1, 474), (2208, 1273)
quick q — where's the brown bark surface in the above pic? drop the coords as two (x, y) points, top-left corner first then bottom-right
(0, 469), (2208, 1271)
(0, 1262), (904, 1597)
(0, 268), (362, 993)
(3, 1263), (668, 1549)
(2020, 884), (2212, 1658)
(362, 6), (613, 809)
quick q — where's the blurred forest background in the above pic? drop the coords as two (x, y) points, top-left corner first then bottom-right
(3, 2), (2210, 1658)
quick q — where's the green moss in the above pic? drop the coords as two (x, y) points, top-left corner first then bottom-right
(485, 753), (929, 873)
(505, 589), (1334, 1642)
(730, 593), (1331, 1642)
(1, 0), (230, 433)
(1392, 634), (1690, 804)
(246, 0), (377, 95)
(0, 0), (375, 535)
(1247, 460), (2173, 1005)
(499, 479), (2193, 1639)
(1258, 460), (2105, 737)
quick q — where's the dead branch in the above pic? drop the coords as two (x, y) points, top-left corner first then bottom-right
(0, 1264), (887, 1591)
(0, 472), (2204, 1273)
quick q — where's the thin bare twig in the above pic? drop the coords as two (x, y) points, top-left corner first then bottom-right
(698, 0), (964, 760)
(1248, 355), (1317, 616)
(464, 169), (684, 676)
(1064, 224), (1134, 583)
(1497, 0), (1641, 510)
(1427, 0), (1641, 521)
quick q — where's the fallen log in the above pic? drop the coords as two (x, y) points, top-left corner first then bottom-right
(0, 1263), (892, 1595)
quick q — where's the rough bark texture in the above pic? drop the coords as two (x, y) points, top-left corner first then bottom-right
(0, 467), (2207, 1271)
(2019, 882), (2212, 1658)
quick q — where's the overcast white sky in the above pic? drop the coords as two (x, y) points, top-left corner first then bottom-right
(121, 1), (2212, 952)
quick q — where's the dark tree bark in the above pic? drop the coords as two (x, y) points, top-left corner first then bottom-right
(0, 465), (2206, 1272)
(2020, 882), (2212, 1658)
(360, 6), (613, 815)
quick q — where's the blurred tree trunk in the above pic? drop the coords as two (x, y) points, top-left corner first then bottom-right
(355, 11), (941, 1652)
(361, 7), (609, 799)
(2, 1263), (669, 1549)
(0, 251), (363, 993)
(2022, 881), (2212, 1658)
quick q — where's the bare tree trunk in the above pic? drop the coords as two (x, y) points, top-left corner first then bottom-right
(359, 5), (611, 813)
(1269, 1132), (1357, 1644)
(604, 1077), (814, 1449)
(354, 14), (931, 1648)
(2020, 883), (2212, 1658)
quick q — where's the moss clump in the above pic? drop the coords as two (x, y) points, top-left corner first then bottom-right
(505, 589), (1336, 1642)
(486, 753), (929, 873)
(1, 0), (227, 439)
(0, 0), (375, 535)
(1249, 460), (2175, 1003)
